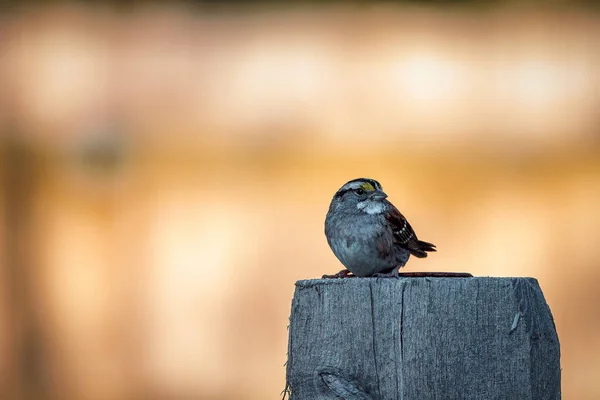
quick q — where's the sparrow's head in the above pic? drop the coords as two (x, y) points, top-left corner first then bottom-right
(329, 178), (388, 215)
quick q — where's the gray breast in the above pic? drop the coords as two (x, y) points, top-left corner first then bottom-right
(325, 213), (399, 277)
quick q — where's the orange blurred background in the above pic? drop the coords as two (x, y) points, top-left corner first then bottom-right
(1, 2), (600, 399)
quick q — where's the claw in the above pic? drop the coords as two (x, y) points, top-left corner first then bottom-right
(372, 265), (402, 278)
(322, 269), (355, 279)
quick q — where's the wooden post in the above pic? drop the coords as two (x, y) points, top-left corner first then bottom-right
(285, 277), (560, 400)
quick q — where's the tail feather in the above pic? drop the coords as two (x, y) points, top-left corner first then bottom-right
(418, 240), (436, 252)
(409, 240), (437, 258)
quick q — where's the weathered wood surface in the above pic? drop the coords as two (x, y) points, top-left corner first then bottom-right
(286, 277), (560, 400)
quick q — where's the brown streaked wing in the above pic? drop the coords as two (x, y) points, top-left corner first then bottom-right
(385, 203), (429, 257)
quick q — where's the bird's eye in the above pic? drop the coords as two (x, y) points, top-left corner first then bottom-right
(355, 188), (365, 195)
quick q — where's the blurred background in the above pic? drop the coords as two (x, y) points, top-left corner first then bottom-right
(1, 0), (600, 399)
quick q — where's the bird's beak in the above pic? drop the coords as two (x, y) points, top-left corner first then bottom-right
(370, 190), (388, 201)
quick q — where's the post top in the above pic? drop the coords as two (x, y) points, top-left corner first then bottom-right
(295, 276), (540, 289)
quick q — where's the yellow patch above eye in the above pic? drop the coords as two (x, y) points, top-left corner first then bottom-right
(360, 182), (375, 192)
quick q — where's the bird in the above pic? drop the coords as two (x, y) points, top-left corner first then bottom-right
(324, 178), (436, 278)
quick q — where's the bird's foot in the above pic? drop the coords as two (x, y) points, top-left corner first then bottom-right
(322, 269), (355, 279)
(372, 265), (402, 278)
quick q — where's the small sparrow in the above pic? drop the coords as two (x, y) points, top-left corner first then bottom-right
(324, 178), (436, 277)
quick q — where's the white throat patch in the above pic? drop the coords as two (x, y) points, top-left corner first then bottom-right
(357, 200), (385, 215)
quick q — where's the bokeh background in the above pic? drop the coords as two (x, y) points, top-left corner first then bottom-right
(1, 1), (600, 399)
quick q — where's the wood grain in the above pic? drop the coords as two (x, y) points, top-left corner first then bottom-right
(286, 277), (560, 400)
